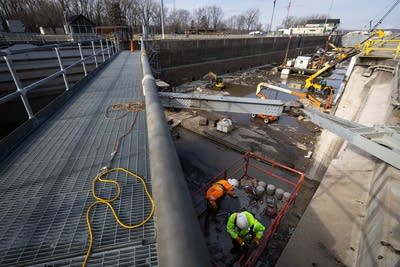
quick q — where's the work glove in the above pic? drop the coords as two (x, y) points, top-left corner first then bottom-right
(252, 237), (260, 245)
(236, 236), (245, 246)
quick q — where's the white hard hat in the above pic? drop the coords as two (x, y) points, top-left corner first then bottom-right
(227, 178), (239, 188)
(236, 212), (249, 230)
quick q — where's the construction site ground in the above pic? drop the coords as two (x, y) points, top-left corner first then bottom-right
(173, 129), (319, 266)
(164, 65), (347, 265)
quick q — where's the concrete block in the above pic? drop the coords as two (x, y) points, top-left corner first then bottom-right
(216, 118), (233, 133)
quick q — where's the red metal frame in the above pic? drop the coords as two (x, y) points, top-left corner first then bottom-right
(195, 152), (305, 267)
(242, 152), (304, 267)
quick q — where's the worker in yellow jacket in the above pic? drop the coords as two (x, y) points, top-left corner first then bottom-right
(226, 211), (266, 254)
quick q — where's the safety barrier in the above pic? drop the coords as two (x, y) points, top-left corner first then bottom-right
(141, 40), (212, 267)
(362, 39), (400, 58)
(0, 37), (119, 120)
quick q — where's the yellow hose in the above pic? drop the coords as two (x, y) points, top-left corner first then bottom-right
(82, 167), (155, 267)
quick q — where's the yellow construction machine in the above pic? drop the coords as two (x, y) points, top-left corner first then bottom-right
(257, 83), (322, 109)
(256, 82), (334, 112)
(304, 30), (386, 94)
(203, 72), (225, 89)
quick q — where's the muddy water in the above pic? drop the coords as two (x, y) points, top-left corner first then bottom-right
(220, 65), (346, 134)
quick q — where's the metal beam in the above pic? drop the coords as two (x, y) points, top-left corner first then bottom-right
(303, 108), (400, 169)
(159, 92), (284, 116)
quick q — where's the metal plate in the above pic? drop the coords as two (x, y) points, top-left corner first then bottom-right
(0, 51), (157, 266)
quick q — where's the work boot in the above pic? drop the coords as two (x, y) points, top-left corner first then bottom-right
(230, 246), (239, 254)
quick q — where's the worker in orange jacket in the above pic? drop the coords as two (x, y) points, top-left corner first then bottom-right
(204, 178), (238, 232)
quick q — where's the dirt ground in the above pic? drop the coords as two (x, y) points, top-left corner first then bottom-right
(168, 65), (346, 266)
(173, 128), (319, 267)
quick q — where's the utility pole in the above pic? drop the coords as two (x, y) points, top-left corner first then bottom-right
(269, 0), (277, 33)
(323, 0), (334, 33)
(285, 0), (291, 28)
(161, 0), (165, 39)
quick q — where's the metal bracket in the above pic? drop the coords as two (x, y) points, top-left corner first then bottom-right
(302, 108), (400, 169)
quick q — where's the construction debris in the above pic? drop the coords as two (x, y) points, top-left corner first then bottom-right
(216, 118), (234, 133)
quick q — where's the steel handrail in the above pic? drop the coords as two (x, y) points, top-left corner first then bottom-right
(0, 38), (109, 56)
(141, 38), (212, 267)
(0, 37), (119, 119)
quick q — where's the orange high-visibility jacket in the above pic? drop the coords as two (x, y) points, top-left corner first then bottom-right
(206, 179), (234, 209)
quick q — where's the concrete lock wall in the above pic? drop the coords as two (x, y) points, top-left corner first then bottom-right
(147, 36), (329, 85)
(357, 164), (400, 267)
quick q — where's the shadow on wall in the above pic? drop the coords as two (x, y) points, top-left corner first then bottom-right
(277, 148), (399, 266)
(357, 163), (400, 267)
(276, 205), (342, 267)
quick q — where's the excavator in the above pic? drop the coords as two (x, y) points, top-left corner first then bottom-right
(203, 72), (225, 89)
(253, 83), (321, 124)
(304, 30), (386, 94)
(257, 83), (322, 108)
(255, 82), (333, 112)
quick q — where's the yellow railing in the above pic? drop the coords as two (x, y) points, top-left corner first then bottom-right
(362, 39), (400, 58)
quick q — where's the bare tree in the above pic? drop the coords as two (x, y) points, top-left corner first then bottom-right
(208, 5), (223, 32)
(193, 7), (208, 31)
(106, 1), (125, 25)
(167, 8), (189, 33)
(279, 14), (329, 29)
(243, 8), (260, 31)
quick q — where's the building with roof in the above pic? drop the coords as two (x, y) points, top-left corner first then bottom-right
(65, 14), (95, 34)
(278, 18), (340, 36)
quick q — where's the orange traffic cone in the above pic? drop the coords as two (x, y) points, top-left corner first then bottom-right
(130, 40), (136, 52)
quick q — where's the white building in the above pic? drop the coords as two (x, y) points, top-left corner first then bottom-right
(278, 19), (340, 36)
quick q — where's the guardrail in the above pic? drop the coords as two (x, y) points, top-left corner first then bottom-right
(0, 37), (119, 119)
(141, 39), (211, 267)
(362, 39), (400, 58)
(134, 33), (335, 41)
(0, 32), (102, 44)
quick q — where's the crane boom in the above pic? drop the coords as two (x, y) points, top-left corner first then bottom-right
(257, 83), (322, 108)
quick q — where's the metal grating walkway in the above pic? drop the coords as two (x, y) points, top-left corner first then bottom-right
(0, 51), (158, 266)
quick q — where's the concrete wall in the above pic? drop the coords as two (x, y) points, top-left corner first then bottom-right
(357, 164), (400, 267)
(276, 60), (400, 267)
(148, 36), (329, 85)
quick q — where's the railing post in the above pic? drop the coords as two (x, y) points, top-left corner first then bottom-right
(100, 39), (105, 62)
(110, 40), (114, 56)
(106, 39), (111, 59)
(116, 36), (120, 52)
(54, 47), (69, 91)
(91, 41), (98, 67)
(78, 42), (87, 76)
(3, 55), (34, 119)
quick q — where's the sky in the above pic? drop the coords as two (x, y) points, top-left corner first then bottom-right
(163, 0), (400, 30)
